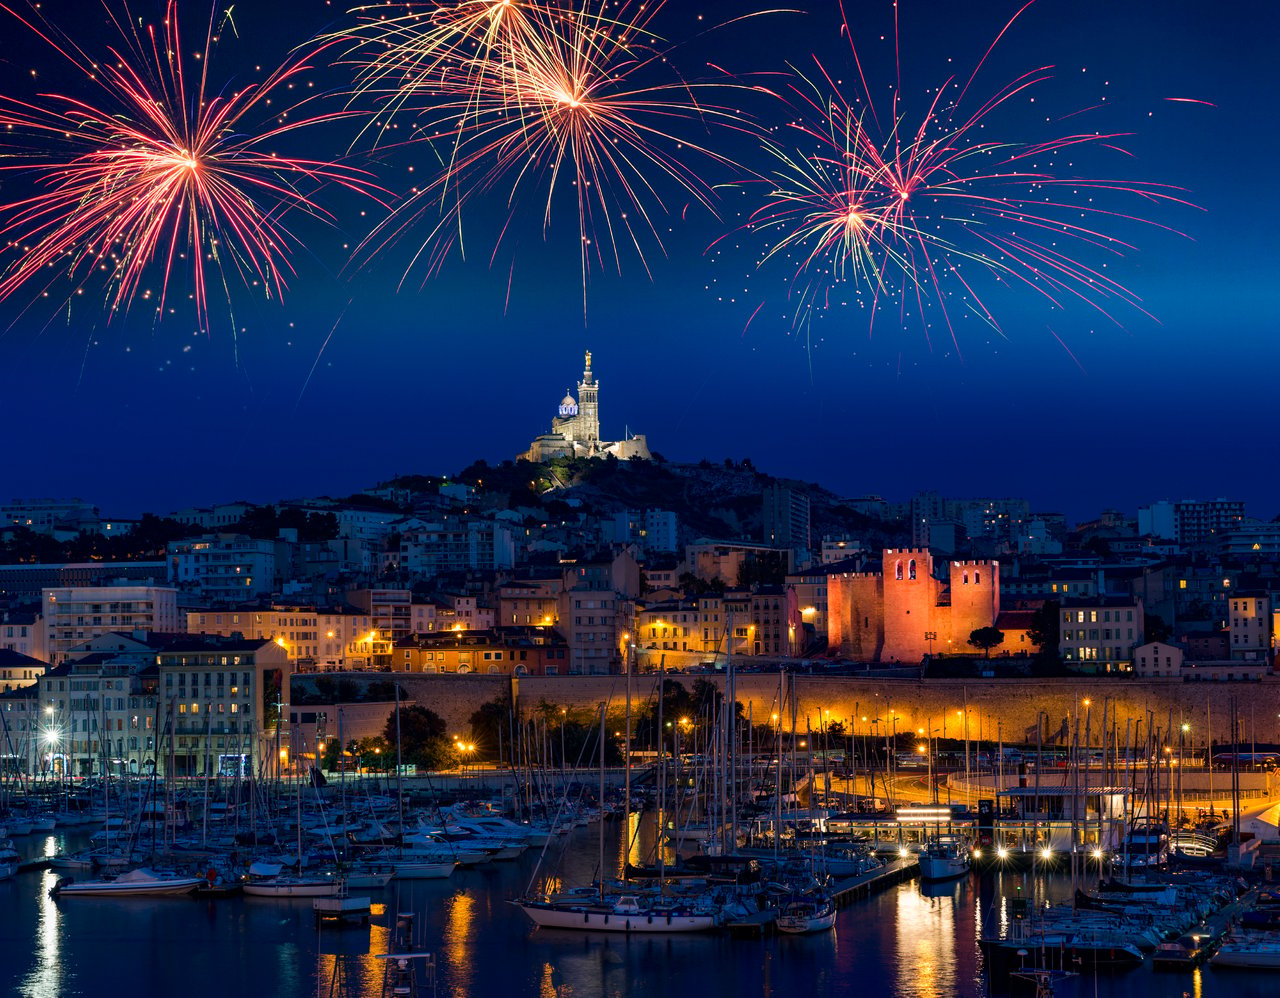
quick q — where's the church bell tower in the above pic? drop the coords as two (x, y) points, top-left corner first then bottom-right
(577, 350), (600, 443)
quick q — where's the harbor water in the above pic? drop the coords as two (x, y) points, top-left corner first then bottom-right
(2, 826), (1276, 998)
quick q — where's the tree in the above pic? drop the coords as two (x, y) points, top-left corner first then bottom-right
(352, 735), (390, 771)
(1028, 600), (1061, 654)
(1145, 612), (1172, 644)
(384, 704), (453, 770)
(968, 626), (1005, 658)
(736, 551), (787, 588)
(469, 696), (514, 762)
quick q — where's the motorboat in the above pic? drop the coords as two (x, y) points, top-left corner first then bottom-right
(50, 867), (204, 897)
(1211, 937), (1280, 969)
(918, 837), (971, 881)
(342, 863), (396, 889)
(1120, 824), (1169, 869)
(1152, 933), (1212, 970)
(776, 895), (837, 934)
(390, 858), (456, 881)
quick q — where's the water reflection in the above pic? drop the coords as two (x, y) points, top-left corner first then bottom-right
(442, 890), (475, 996)
(894, 885), (957, 998)
(538, 961), (558, 998)
(314, 903), (388, 998)
(24, 870), (63, 998)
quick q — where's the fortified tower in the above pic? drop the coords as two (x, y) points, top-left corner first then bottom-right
(948, 560), (1000, 639)
(880, 548), (938, 662)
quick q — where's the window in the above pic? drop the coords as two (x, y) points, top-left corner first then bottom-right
(895, 561), (903, 581)
(908, 559), (917, 580)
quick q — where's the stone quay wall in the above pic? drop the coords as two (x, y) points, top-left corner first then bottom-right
(342, 673), (1280, 749)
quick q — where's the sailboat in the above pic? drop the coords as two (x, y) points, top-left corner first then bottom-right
(513, 700), (723, 933)
(776, 894), (837, 934)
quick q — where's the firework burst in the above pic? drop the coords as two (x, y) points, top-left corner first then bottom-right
(339, 0), (760, 305)
(744, 0), (1197, 349)
(0, 1), (380, 330)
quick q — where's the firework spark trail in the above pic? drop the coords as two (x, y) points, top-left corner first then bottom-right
(334, 0), (547, 151)
(338, 0), (766, 309)
(743, 0), (1200, 351)
(0, 1), (382, 330)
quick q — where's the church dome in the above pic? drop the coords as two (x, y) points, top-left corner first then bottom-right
(558, 390), (579, 417)
(560, 392), (575, 407)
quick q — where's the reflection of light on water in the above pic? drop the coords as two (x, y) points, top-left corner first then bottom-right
(26, 870), (63, 998)
(538, 961), (558, 997)
(313, 902), (390, 997)
(361, 905), (392, 997)
(443, 891), (475, 995)
(894, 887), (956, 998)
(41, 835), (58, 859)
(624, 811), (643, 869)
(1191, 966), (1202, 998)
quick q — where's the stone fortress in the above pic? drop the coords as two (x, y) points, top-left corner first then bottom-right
(521, 351), (651, 463)
(827, 548), (1000, 663)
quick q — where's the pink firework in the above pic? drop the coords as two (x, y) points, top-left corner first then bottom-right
(745, 0), (1199, 348)
(0, 1), (380, 329)
(340, 0), (759, 306)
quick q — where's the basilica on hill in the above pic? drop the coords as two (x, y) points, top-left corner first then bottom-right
(520, 351), (651, 463)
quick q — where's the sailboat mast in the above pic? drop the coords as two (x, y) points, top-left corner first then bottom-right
(725, 628), (736, 857)
(623, 642), (631, 882)
(394, 685), (404, 842)
(597, 701), (606, 903)
(656, 653), (666, 880)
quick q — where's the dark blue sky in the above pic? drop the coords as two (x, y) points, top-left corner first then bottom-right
(0, 0), (1275, 525)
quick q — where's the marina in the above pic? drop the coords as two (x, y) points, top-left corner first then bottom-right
(2, 801), (1279, 998)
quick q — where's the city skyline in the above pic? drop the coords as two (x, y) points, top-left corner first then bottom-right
(0, 0), (1273, 523)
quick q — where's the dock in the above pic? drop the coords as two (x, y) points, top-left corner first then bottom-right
(830, 857), (919, 907)
(16, 858), (50, 875)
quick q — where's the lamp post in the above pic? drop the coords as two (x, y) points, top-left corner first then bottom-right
(559, 707), (568, 788)
(917, 738), (934, 805)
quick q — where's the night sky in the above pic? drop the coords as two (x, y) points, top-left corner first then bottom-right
(0, 0), (1274, 524)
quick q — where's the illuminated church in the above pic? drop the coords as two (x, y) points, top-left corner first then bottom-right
(521, 351), (651, 463)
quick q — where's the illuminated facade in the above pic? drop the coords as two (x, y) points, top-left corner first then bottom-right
(521, 351), (651, 462)
(157, 637), (290, 777)
(827, 549), (1000, 663)
(1058, 596), (1144, 671)
(395, 627), (569, 675)
(187, 606), (375, 671)
(42, 585), (181, 664)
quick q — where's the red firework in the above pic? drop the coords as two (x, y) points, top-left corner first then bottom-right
(744, 0), (1199, 348)
(0, 1), (380, 330)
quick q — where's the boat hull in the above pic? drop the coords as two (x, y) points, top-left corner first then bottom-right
(518, 901), (719, 933)
(777, 911), (837, 934)
(391, 862), (456, 880)
(51, 876), (203, 897)
(1211, 945), (1280, 969)
(243, 880), (341, 898)
(918, 856), (970, 881)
